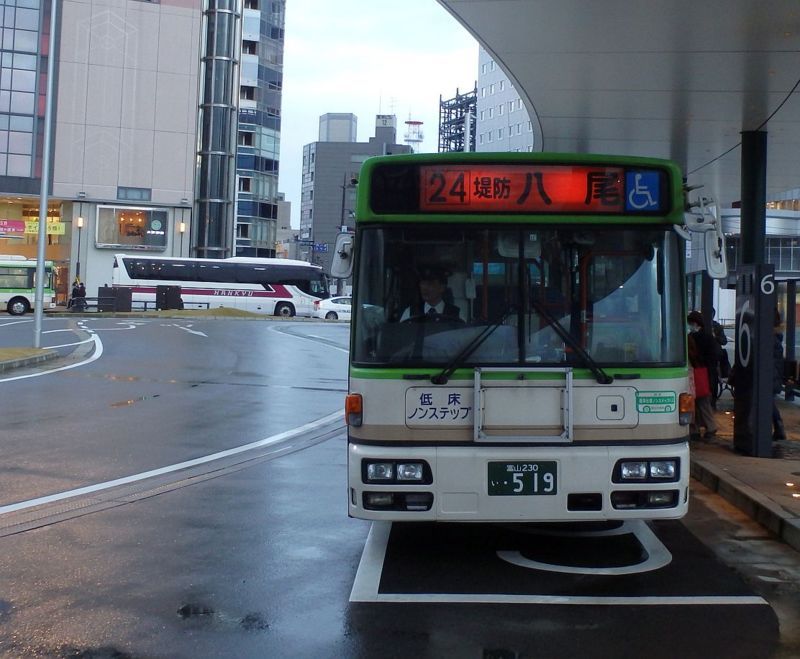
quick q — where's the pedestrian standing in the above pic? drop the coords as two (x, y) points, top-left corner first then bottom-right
(773, 309), (787, 440)
(69, 279), (80, 310)
(74, 280), (87, 311)
(710, 308), (729, 407)
(687, 310), (718, 438)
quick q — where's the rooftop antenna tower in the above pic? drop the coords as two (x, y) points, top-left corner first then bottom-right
(404, 117), (424, 153)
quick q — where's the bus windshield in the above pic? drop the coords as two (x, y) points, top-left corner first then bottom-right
(352, 224), (684, 367)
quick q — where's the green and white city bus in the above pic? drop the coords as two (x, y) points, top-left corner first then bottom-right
(334, 152), (726, 522)
(0, 255), (55, 315)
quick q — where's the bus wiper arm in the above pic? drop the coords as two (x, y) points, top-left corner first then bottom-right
(430, 307), (515, 385)
(531, 300), (613, 385)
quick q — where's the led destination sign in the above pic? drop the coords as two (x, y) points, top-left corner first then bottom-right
(415, 164), (666, 215)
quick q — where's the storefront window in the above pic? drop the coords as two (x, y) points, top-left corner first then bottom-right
(95, 206), (168, 250)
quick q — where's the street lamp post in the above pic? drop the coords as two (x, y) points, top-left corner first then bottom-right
(75, 215), (84, 280)
(338, 174), (357, 293)
(179, 220), (186, 255)
(339, 173), (357, 232)
(340, 174), (348, 232)
(179, 198), (189, 257)
(75, 191), (86, 282)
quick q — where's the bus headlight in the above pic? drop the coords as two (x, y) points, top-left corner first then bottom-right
(649, 460), (677, 479)
(396, 462), (424, 481)
(614, 458), (680, 483)
(620, 461), (648, 480)
(362, 459), (432, 484)
(366, 462), (394, 481)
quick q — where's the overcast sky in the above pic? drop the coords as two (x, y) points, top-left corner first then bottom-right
(278, 0), (479, 228)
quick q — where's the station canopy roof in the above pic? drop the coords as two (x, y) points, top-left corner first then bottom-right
(439, 0), (800, 207)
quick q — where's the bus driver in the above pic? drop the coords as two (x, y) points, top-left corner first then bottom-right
(399, 265), (461, 322)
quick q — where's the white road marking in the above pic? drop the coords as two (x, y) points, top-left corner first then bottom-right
(353, 592), (768, 605)
(0, 319), (32, 327)
(83, 322), (138, 331)
(0, 334), (103, 384)
(172, 324), (207, 337)
(497, 520), (672, 575)
(350, 522), (392, 602)
(349, 521), (768, 606)
(0, 410), (343, 516)
(269, 324), (349, 353)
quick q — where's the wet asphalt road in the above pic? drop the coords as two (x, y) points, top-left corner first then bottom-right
(0, 316), (797, 658)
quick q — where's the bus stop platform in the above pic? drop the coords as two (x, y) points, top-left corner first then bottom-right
(690, 393), (800, 552)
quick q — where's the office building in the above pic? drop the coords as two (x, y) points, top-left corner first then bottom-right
(0, 1), (202, 301)
(475, 46), (534, 153)
(235, 0), (286, 257)
(319, 113), (358, 143)
(299, 114), (410, 275)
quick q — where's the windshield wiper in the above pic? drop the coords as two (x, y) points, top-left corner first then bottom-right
(530, 299), (613, 385)
(430, 307), (515, 385)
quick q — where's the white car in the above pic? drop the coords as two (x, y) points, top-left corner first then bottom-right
(313, 296), (352, 321)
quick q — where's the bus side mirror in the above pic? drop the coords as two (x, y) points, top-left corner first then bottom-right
(682, 196), (728, 280)
(703, 228), (728, 280)
(330, 233), (354, 279)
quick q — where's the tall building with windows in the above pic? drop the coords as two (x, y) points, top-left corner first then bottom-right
(0, 1), (202, 303)
(235, 0), (285, 257)
(0, 0), (293, 302)
(300, 114), (410, 275)
(475, 46), (534, 153)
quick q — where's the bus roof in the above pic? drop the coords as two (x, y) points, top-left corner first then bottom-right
(0, 256), (53, 266)
(114, 253), (321, 270)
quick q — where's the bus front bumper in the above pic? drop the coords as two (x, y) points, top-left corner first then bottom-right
(348, 441), (690, 522)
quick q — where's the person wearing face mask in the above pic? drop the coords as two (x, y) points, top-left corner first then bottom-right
(687, 310), (718, 438)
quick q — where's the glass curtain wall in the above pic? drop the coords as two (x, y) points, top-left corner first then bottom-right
(235, 0), (284, 257)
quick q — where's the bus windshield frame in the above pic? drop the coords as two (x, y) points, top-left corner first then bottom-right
(351, 223), (685, 369)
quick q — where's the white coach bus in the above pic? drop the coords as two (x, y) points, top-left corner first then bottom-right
(112, 253), (329, 316)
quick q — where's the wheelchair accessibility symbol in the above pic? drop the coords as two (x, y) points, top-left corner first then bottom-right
(625, 171), (661, 211)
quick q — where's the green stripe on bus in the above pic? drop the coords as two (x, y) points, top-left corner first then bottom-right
(349, 367), (688, 380)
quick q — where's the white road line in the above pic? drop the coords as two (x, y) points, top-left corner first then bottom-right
(0, 410), (344, 516)
(269, 324), (349, 353)
(350, 522), (392, 602)
(0, 319), (32, 327)
(349, 521), (768, 606)
(354, 593), (768, 605)
(85, 322), (138, 331)
(0, 334), (103, 383)
(172, 324), (207, 337)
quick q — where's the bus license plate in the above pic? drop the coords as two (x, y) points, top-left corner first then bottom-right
(488, 461), (557, 496)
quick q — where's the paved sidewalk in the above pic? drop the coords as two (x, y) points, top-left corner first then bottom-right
(690, 391), (800, 552)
